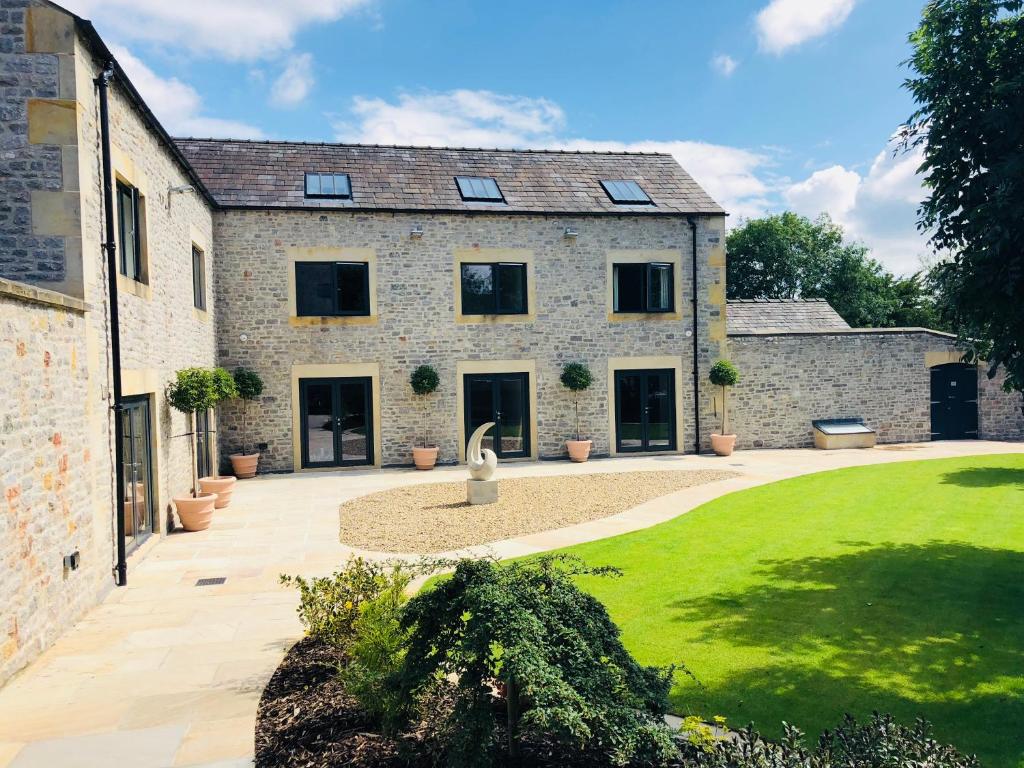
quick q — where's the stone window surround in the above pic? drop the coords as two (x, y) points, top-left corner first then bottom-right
(606, 249), (683, 322)
(455, 359), (539, 463)
(111, 146), (152, 300)
(289, 362), (383, 470)
(453, 248), (536, 324)
(286, 247), (378, 326)
(190, 224), (210, 323)
(606, 355), (686, 458)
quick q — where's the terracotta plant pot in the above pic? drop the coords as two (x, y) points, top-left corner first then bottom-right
(566, 439), (593, 462)
(412, 446), (439, 470)
(710, 433), (737, 457)
(173, 493), (216, 531)
(198, 476), (237, 508)
(230, 453), (260, 479)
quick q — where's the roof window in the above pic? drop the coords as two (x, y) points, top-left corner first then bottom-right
(305, 172), (352, 199)
(600, 179), (651, 205)
(455, 176), (504, 203)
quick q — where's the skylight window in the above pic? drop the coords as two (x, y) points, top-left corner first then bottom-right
(455, 176), (504, 203)
(600, 179), (652, 205)
(305, 172), (352, 199)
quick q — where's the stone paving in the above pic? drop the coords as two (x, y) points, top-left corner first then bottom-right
(0, 440), (1020, 767)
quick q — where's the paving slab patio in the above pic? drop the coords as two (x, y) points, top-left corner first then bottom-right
(0, 440), (1019, 768)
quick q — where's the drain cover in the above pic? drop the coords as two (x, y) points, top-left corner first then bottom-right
(195, 577), (226, 586)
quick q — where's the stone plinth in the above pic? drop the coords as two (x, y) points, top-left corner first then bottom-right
(467, 479), (498, 505)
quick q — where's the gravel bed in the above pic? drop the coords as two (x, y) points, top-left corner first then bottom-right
(339, 469), (739, 554)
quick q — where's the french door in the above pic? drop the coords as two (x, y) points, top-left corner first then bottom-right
(614, 369), (676, 452)
(121, 396), (155, 552)
(299, 377), (373, 468)
(195, 408), (213, 478)
(463, 372), (530, 459)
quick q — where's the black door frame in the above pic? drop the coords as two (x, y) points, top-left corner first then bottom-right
(930, 362), (979, 440)
(614, 368), (677, 453)
(299, 377), (374, 468)
(463, 372), (531, 459)
(195, 407), (213, 478)
(121, 395), (155, 552)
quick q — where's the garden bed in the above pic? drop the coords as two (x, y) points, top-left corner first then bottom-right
(338, 469), (738, 553)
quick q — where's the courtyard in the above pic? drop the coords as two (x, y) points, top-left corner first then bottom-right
(0, 440), (1020, 767)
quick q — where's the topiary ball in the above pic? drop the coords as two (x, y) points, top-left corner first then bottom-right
(560, 362), (593, 392)
(410, 364), (440, 396)
(709, 359), (740, 387)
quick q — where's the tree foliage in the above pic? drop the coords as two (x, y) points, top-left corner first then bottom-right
(902, 0), (1024, 397)
(166, 367), (218, 415)
(560, 362), (593, 441)
(210, 366), (238, 403)
(409, 364), (440, 396)
(233, 367), (264, 401)
(726, 212), (944, 329)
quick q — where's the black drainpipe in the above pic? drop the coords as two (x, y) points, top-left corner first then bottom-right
(96, 64), (127, 586)
(688, 216), (701, 455)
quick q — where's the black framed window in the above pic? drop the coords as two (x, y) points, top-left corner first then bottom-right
(116, 180), (143, 281)
(460, 262), (527, 315)
(613, 262), (674, 313)
(192, 245), (206, 310)
(295, 261), (370, 316)
(305, 172), (352, 199)
(600, 179), (652, 205)
(455, 176), (504, 203)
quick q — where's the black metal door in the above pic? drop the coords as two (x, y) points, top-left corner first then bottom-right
(121, 396), (155, 552)
(299, 377), (373, 467)
(930, 363), (978, 440)
(195, 408), (213, 478)
(614, 369), (676, 452)
(463, 373), (530, 459)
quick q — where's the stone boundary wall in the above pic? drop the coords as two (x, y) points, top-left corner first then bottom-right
(726, 330), (1024, 449)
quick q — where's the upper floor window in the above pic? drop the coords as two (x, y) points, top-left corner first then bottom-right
(613, 262), (673, 313)
(192, 245), (206, 311)
(455, 176), (504, 203)
(460, 262), (527, 315)
(600, 179), (652, 205)
(295, 261), (370, 316)
(305, 172), (352, 199)
(117, 180), (143, 281)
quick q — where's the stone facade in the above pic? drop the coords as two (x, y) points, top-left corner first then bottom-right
(727, 330), (1024, 449)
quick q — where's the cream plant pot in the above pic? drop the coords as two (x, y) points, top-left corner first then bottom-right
(566, 439), (592, 462)
(174, 493), (216, 531)
(230, 453), (259, 479)
(710, 433), (737, 457)
(412, 446), (439, 470)
(198, 476), (236, 508)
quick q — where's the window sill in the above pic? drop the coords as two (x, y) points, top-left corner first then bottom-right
(193, 306), (210, 323)
(456, 312), (535, 325)
(117, 274), (152, 301)
(289, 315), (377, 327)
(607, 311), (682, 322)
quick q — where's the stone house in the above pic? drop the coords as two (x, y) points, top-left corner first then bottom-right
(0, 0), (1021, 686)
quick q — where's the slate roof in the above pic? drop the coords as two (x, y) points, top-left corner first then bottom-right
(727, 299), (851, 334)
(174, 139), (725, 215)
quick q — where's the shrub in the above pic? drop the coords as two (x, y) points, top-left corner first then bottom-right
(708, 360), (740, 435)
(232, 367), (264, 455)
(396, 555), (679, 768)
(210, 366), (239, 403)
(410, 364), (440, 448)
(559, 362), (593, 441)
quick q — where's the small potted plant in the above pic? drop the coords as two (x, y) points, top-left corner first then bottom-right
(410, 364), (440, 470)
(560, 361), (593, 462)
(709, 359), (740, 456)
(230, 367), (264, 478)
(167, 367), (218, 531)
(198, 367), (238, 508)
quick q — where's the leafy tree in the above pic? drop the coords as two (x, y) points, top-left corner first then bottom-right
(726, 212), (943, 329)
(166, 368), (217, 497)
(902, 0), (1024, 400)
(410, 364), (440, 448)
(559, 362), (593, 441)
(397, 556), (678, 768)
(232, 367), (263, 455)
(708, 360), (740, 436)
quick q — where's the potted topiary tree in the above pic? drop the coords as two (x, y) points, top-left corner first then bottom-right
(167, 367), (218, 531)
(410, 364), (440, 470)
(709, 359), (740, 456)
(198, 367), (238, 508)
(560, 361), (594, 462)
(230, 367), (264, 478)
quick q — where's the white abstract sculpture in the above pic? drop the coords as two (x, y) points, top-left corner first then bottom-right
(467, 421), (498, 480)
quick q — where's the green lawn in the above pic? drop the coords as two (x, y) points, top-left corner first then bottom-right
(552, 455), (1024, 767)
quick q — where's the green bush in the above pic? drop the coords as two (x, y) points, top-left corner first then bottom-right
(210, 366), (239, 403)
(708, 359), (739, 388)
(233, 367), (264, 455)
(560, 362), (593, 441)
(166, 368), (217, 415)
(409, 364), (440, 396)
(396, 555), (678, 768)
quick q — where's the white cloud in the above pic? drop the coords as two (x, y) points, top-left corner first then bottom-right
(270, 53), (315, 108)
(756, 0), (857, 54)
(111, 45), (263, 138)
(784, 164), (861, 224)
(711, 54), (739, 77)
(62, 0), (371, 60)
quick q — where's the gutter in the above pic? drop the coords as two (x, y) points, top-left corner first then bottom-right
(688, 216), (701, 455)
(96, 64), (127, 587)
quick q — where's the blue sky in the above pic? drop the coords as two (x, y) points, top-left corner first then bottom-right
(64, 0), (931, 275)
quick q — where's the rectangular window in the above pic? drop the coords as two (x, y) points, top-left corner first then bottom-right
(117, 181), (142, 281)
(192, 245), (206, 311)
(304, 172), (352, 199)
(460, 262), (527, 315)
(455, 176), (504, 203)
(295, 261), (370, 316)
(600, 179), (652, 205)
(613, 262), (674, 313)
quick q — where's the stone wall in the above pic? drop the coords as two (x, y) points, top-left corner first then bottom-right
(727, 330), (1024, 449)
(213, 210), (727, 469)
(0, 279), (106, 686)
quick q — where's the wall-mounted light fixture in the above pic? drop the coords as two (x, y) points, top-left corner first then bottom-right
(563, 226), (579, 240)
(168, 184), (195, 195)
(410, 225), (424, 240)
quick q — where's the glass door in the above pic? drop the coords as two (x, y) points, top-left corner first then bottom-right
(463, 372), (530, 459)
(299, 377), (373, 468)
(614, 369), (676, 452)
(195, 408), (213, 478)
(121, 396), (155, 551)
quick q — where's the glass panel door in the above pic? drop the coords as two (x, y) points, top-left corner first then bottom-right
(615, 372), (644, 450)
(338, 379), (371, 464)
(615, 369), (676, 452)
(646, 371), (674, 449)
(121, 397), (154, 552)
(466, 376), (496, 453)
(301, 381), (336, 467)
(300, 378), (374, 468)
(464, 373), (530, 459)
(497, 375), (527, 455)
(195, 408), (212, 479)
